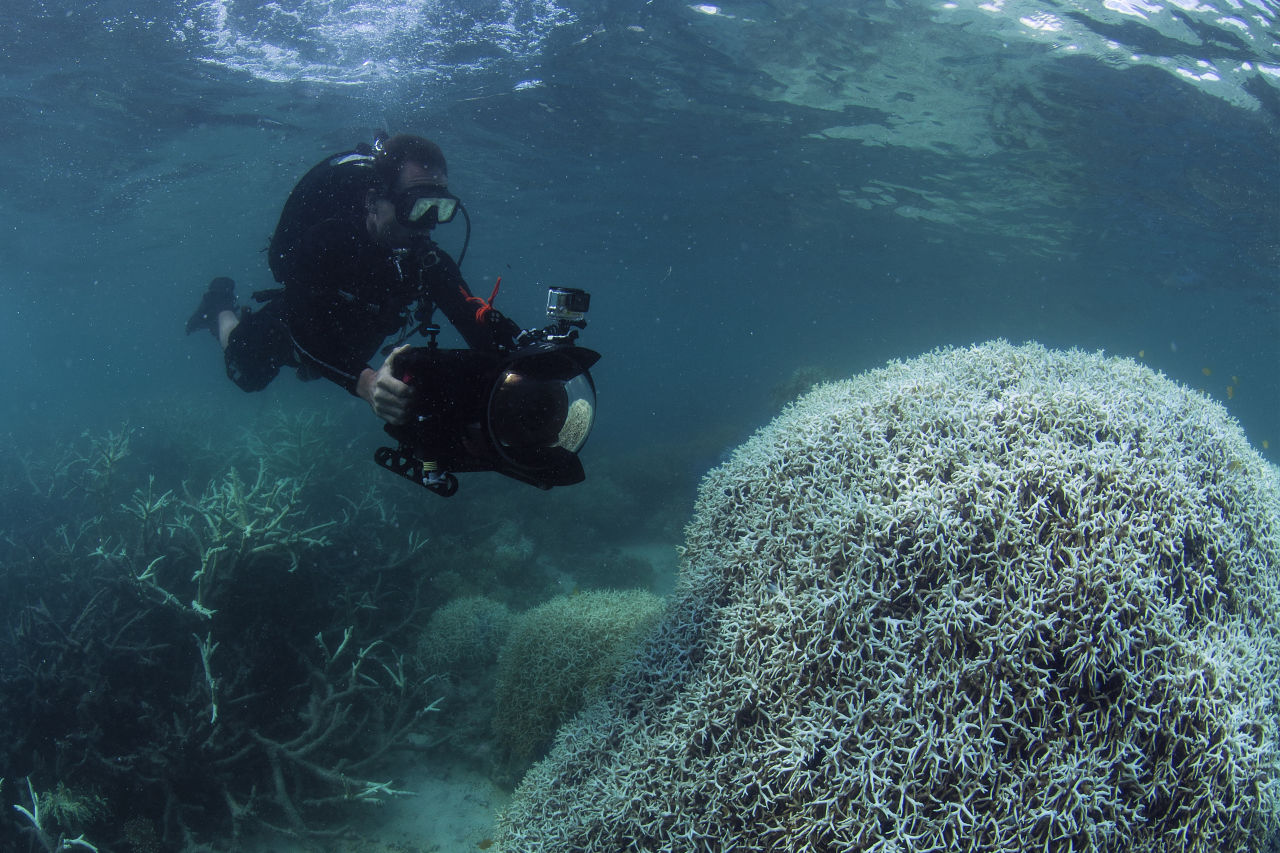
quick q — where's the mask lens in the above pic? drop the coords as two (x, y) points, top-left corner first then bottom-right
(434, 196), (457, 222)
(396, 189), (457, 228)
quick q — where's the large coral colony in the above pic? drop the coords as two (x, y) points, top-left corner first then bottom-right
(498, 340), (1280, 852)
(0, 339), (1276, 852)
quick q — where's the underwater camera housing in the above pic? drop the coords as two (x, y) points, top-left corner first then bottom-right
(374, 288), (598, 497)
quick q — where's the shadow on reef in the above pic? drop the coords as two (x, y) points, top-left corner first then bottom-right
(0, 402), (688, 851)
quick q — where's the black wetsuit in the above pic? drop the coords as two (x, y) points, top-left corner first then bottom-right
(225, 147), (519, 394)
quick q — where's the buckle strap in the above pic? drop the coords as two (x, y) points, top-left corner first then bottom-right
(464, 277), (502, 324)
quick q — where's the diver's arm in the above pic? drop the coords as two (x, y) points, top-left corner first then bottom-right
(419, 247), (522, 351)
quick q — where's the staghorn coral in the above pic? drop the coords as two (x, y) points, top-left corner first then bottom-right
(493, 590), (664, 773)
(497, 340), (1280, 852)
(0, 415), (440, 850)
(418, 595), (515, 676)
(10, 778), (102, 852)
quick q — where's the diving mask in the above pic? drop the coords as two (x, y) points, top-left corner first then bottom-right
(394, 187), (459, 229)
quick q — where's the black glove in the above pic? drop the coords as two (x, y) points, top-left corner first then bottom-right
(185, 277), (237, 337)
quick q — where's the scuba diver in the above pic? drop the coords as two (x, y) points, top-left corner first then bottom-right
(186, 133), (598, 495)
(186, 133), (521, 424)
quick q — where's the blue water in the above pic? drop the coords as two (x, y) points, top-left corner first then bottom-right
(0, 0), (1277, 847)
(1, 0), (1276, 460)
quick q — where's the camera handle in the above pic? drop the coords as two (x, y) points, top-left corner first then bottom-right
(374, 446), (460, 497)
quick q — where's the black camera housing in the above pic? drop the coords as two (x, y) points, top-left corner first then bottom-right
(374, 340), (600, 497)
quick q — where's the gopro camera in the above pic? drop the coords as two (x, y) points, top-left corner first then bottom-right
(547, 287), (590, 324)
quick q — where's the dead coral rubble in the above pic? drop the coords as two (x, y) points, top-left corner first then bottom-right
(499, 340), (1280, 853)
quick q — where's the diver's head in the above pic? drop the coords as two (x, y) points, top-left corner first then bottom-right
(366, 134), (456, 247)
(372, 133), (448, 188)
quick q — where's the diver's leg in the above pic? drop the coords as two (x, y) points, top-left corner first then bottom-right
(185, 276), (238, 340)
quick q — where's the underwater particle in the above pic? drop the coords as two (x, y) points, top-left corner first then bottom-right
(1227, 385), (1234, 400)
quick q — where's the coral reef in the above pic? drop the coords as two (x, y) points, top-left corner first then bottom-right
(9, 777), (101, 852)
(418, 596), (515, 676)
(411, 596), (517, 769)
(425, 519), (556, 604)
(497, 340), (1280, 852)
(0, 410), (440, 850)
(493, 590), (664, 774)
(0, 396), (687, 849)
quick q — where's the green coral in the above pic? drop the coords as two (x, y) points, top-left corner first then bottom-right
(37, 782), (105, 829)
(493, 590), (664, 769)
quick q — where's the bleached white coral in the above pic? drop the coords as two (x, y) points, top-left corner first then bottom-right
(497, 340), (1280, 852)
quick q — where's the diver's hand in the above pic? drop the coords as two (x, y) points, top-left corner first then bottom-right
(358, 345), (413, 425)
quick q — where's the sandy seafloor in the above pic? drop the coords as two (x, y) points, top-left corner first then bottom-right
(241, 759), (509, 853)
